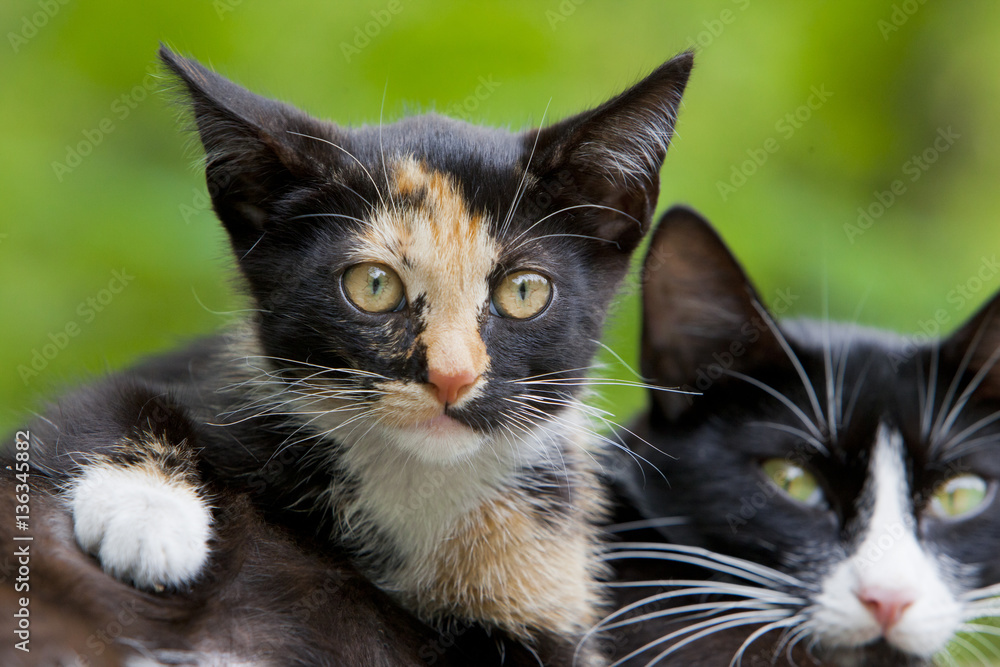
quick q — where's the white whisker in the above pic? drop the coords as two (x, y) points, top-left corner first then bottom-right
(285, 131), (388, 211)
(751, 298), (826, 436)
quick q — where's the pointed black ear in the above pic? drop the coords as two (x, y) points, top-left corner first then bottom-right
(159, 46), (339, 252)
(640, 206), (783, 420)
(940, 289), (1000, 400)
(530, 52), (693, 253)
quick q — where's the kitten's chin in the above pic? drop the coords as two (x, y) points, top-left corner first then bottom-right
(384, 414), (486, 464)
(816, 641), (935, 667)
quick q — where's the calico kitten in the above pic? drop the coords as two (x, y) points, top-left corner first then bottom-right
(602, 207), (1000, 666)
(5, 47), (692, 663)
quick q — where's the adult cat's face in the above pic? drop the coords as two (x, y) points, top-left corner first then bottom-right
(609, 206), (1000, 666)
(160, 48), (692, 464)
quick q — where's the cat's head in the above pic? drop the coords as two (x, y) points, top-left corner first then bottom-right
(611, 206), (1000, 665)
(160, 47), (692, 465)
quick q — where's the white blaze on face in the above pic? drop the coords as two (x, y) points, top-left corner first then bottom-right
(810, 425), (962, 657)
(349, 157), (498, 462)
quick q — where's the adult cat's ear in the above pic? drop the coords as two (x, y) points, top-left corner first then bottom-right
(529, 52), (693, 253)
(940, 288), (1000, 399)
(159, 46), (338, 251)
(640, 206), (784, 420)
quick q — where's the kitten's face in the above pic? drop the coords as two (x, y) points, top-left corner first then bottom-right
(160, 48), (691, 464)
(612, 207), (1000, 666)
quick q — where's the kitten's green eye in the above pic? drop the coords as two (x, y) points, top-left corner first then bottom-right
(492, 271), (552, 319)
(762, 459), (824, 507)
(342, 263), (405, 313)
(928, 475), (990, 519)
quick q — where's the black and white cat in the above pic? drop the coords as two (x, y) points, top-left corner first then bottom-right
(602, 206), (1000, 666)
(2, 47), (692, 664)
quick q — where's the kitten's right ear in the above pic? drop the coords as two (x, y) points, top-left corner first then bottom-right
(640, 206), (783, 420)
(529, 53), (693, 254)
(159, 46), (339, 252)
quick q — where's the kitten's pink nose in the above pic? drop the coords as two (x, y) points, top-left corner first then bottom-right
(858, 587), (914, 632)
(427, 368), (478, 406)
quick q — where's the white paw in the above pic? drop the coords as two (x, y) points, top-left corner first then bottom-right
(70, 464), (212, 590)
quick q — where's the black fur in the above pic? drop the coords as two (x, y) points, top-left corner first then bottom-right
(607, 206), (1000, 666)
(0, 48), (693, 664)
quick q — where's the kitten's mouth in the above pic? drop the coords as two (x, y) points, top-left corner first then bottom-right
(416, 413), (471, 434)
(382, 410), (486, 464)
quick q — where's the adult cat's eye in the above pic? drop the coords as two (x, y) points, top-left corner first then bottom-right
(761, 459), (825, 507)
(491, 271), (552, 319)
(342, 262), (405, 313)
(928, 475), (990, 519)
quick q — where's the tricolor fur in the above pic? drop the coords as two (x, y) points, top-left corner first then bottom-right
(4, 47), (693, 662)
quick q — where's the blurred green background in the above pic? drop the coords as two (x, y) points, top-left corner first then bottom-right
(4, 5), (1000, 426)
(1, 0), (999, 662)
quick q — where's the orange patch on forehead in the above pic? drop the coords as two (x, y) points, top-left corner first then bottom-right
(353, 157), (498, 391)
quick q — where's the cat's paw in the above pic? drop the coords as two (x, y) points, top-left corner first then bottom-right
(69, 464), (212, 590)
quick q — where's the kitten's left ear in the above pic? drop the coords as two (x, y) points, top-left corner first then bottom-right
(530, 52), (693, 252)
(159, 45), (341, 254)
(941, 289), (1000, 398)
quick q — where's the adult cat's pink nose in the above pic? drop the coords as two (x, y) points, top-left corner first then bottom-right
(858, 587), (914, 632)
(428, 368), (478, 406)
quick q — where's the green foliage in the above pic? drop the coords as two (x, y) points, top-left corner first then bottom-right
(5, 0), (999, 426)
(3, 0), (999, 433)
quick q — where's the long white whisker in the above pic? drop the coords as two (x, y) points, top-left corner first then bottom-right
(729, 615), (806, 667)
(501, 99), (550, 238)
(286, 131), (387, 210)
(607, 611), (792, 667)
(920, 345), (940, 441)
(821, 293), (837, 442)
(751, 298), (826, 435)
(507, 203), (644, 249)
(645, 614), (798, 667)
(604, 543), (811, 589)
(591, 338), (648, 381)
(935, 342), (1000, 455)
(939, 410), (1000, 457)
(723, 370), (824, 441)
(749, 421), (829, 457)
(930, 312), (993, 446)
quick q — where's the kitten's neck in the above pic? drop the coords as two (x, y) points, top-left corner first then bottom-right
(326, 401), (608, 633)
(217, 330), (609, 651)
